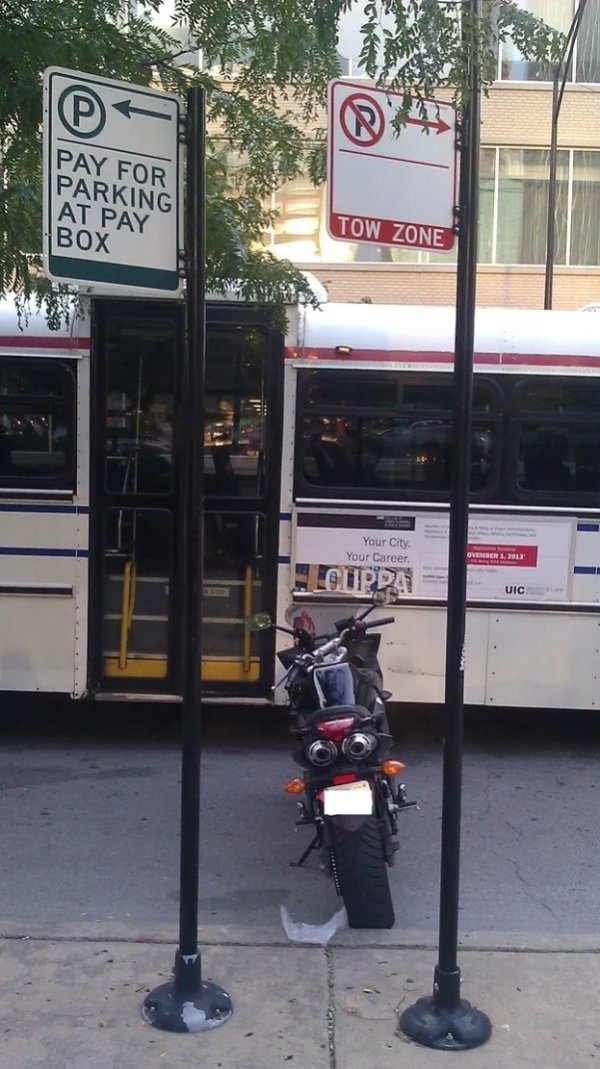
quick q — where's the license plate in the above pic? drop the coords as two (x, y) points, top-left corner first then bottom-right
(323, 780), (373, 816)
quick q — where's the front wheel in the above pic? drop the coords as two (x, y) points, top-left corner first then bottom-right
(329, 815), (395, 929)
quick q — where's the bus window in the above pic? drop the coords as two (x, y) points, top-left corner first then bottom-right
(104, 323), (175, 497)
(204, 328), (268, 498)
(297, 371), (500, 500)
(305, 377), (396, 410)
(514, 379), (600, 497)
(0, 358), (75, 489)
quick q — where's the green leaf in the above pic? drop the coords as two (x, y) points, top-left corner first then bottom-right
(0, 0), (562, 319)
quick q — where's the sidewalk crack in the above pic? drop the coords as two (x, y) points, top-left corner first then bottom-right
(325, 947), (336, 1069)
(506, 857), (556, 915)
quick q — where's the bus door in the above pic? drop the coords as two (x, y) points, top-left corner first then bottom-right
(202, 306), (282, 695)
(89, 300), (282, 696)
(90, 301), (180, 691)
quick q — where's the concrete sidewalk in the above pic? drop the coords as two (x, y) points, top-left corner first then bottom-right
(1, 924), (599, 1069)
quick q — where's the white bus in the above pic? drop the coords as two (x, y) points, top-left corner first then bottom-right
(1, 293), (600, 709)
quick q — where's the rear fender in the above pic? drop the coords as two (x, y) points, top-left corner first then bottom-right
(326, 813), (372, 833)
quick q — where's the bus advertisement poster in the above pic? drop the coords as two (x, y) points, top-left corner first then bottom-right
(292, 510), (575, 603)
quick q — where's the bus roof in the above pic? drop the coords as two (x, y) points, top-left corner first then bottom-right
(301, 303), (600, 368)
(0, 294), (90, 355)
(1, 293), (600, 369)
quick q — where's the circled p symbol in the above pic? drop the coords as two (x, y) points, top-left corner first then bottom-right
(340, 93), (385, 147)
(58, 84), (107, 139)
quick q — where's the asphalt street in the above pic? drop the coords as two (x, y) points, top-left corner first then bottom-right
(0, 698), (599, 937)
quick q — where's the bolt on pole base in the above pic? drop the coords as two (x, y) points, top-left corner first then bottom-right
(398, 966), (491, 1051)
(141, 951), (233, 1034)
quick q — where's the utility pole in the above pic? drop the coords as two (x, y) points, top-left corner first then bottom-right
(398, 0), (491, 1050)
(544, 0), (589, 310)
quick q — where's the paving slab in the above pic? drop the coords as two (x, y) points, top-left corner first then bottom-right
(0, 939), (331, 1069)
(333, 945), (600, 1069)
(2, 934), (600, 1069)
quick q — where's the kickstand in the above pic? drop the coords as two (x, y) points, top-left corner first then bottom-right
(289, 833), (320, 868)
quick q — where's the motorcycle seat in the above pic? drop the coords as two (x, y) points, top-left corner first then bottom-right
(307, 704), (371, 724)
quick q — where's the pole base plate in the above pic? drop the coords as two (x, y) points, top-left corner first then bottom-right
(142, 979), (233, 1034)
(398, 995), (491, 1051)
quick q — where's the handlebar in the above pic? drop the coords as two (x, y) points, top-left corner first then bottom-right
(317, 614), (395, 653)
(335, 603), (376, 631)
(274, 614), (395, 658)
(313, 636), (341, 659)
(335, 613), (395, 634)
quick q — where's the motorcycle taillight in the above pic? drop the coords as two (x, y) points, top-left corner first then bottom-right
(317, 716), (355, 743)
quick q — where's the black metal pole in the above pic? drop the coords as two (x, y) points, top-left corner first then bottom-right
(141, 85), (232, 1035)
(399, 0), (491, 1050)
(178, 82), (206, 964)
(435, 11), (480, 995)
(544, 0), (589, 310)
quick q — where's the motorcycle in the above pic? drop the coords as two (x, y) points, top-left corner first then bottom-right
(245, 589), (416, 929)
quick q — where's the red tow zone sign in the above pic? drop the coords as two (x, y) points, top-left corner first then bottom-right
(327, 80), (457, 252)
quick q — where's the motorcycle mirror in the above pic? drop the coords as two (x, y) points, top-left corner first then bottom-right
(244, 611), (273, 632)
(372, 585), (399, 606)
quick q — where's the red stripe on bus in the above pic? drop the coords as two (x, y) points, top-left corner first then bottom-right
(285, 346), (600, 367)
(0, 335), (91, 350)
(3, 337), (600, 367)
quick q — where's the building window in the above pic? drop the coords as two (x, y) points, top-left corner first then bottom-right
(268, 177), (324, 263)
(336, 0), (600, 85)
(576, 0), (600, 81)
(482, 147), (595, 267)
(570, 151), (600, 265)
(498, 0), (600, 83)
(265, 146), (600, 268)
(494, 148), (568, 265)
(478, 148), (496, 263)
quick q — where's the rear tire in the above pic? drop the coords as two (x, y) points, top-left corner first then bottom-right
(329, 815), (395, 929)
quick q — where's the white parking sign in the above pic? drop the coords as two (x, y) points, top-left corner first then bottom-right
(43, 67), (183, 293)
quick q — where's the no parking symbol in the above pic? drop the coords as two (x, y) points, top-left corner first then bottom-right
(339, 92), (385, 147)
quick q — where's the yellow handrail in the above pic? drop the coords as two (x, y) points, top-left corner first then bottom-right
(118, 559), (137, 670)
(242, 563), (253, 673)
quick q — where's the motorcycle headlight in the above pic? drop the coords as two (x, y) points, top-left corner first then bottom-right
(341, 731), (378, 761)
(306, 738), (338, 767)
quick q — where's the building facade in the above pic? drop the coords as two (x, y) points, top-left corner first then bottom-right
(264, 1), (600, 309)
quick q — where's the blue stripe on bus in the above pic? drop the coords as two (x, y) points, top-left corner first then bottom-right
(279, 513), (292, 521)
(0, 504), (89, 514)
(577, 522), (599, 532)
(0, 547), (88, 557)
(278, 555), (291, 564)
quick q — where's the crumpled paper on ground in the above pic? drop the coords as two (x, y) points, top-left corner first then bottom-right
(280, 904), (347, 945)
